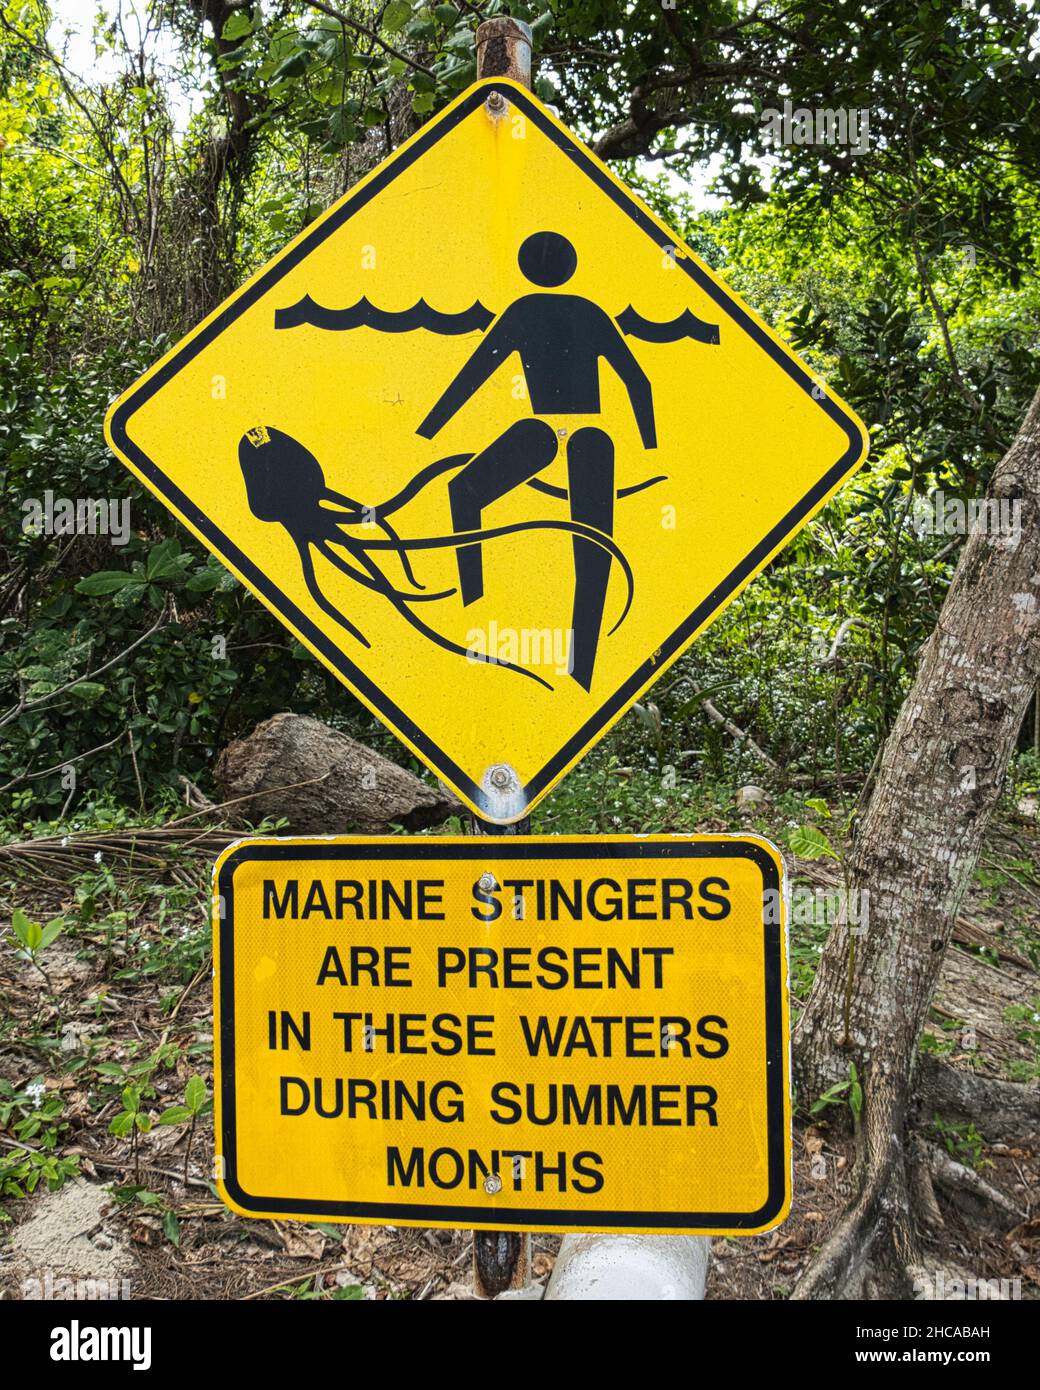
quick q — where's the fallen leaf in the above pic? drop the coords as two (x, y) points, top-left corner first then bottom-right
(277, 1223), (327, 1259)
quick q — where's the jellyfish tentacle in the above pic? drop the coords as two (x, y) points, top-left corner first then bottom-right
(355, 517), (635, 636)
(256, 437), (642, 681)
(330, 541), (553, 691)
(374, 514), (425, 590)
(317, 532), (456, 602)
(320, 487), (424, 589)
(369, 454), (474, 517)
(322, 453), (654, 613)
(296, 540), (370, 647)
(526, 474), (668, 501)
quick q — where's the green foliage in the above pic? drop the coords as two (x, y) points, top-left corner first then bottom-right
(290, 1277), (365, 1301)
(109, 1084), (152, 1140)
(0, 1146), (80, 1204)
(157, 1075), (209, 1128)
(0, 1074), (68, 1149)
(8, 906), (63, 969)
(810, 1062), (863, 1122)
(1002, 998), (1040, 1077)
(788, 825), (840, 861)
(0, 1073), (80, 1204)
(931, 1115), (990, 1171)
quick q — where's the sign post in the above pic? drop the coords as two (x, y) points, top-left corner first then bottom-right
(469, 13), (536, 1302)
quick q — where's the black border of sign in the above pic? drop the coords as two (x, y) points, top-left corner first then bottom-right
(216, 839), (787, 1230)
(108, 80), (865, 821)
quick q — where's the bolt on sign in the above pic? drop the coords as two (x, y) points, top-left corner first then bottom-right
(105, 79), (868, 824)
(213, 836), (790, 1235)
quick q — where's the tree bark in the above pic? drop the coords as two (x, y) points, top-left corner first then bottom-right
(913, 1053), (1038, 1145)
(792, 385), (1040, 1295)
(213, 713), (460, 833)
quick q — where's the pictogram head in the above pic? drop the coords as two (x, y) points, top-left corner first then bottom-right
(518, 231), (577, 287)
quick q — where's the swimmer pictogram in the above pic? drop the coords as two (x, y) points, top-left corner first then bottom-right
(250, 230), (720, 691)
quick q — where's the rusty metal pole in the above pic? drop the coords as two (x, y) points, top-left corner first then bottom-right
(469, 15), (536, 1303)
(476, 15), (533, 87)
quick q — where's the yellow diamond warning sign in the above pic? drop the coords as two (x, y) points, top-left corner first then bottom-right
(106, 78), (867, 822)
(213, 836), (791, 1235)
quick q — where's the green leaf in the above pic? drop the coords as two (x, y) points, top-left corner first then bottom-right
(162, 1208), (181, 1247)
(145, 538), (182, 581)
(68, 681), (105, 701)
(186, 569), (220, 593)
(121, 1085), (141, 1113)
(25, 919), (43, 953)
(113, 583), (149, 609)
(809, 1079), (850, 1115)
(67, 681), (104, 706)
(405, 18), (436, 41)
(10, 909), (31, 947)
(804, 797), (831, 818)
(383, 0), (412, 33)
(788, 824), (839, 861)
(221, 12), (252, 41)
(156, 1105), (192, 1125)
(674, 677), (736, 718)
(109, 1111), (134, 1137)
(329, 109), (357, 145)
(39, 919), (63, 949)
(849, 1076), (863, 1119)
(109, 1184), (146, 1203)
(271, 50), (310, 81)
(184, 1076), (207, 1113)
(75, 571), (137, 595)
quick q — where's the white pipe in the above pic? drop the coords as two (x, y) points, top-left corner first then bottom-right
(544, 1234), (710, 1301)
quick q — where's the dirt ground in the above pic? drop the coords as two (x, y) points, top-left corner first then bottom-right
(1, 810), (1037, 1301)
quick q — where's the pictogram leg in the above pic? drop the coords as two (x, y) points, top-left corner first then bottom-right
(447, 418), (558, 604)
(567, 427), (615, 690)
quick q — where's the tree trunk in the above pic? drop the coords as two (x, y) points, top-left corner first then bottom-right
(792, 385), (1040, 1296)
(213, 713), (460, 834)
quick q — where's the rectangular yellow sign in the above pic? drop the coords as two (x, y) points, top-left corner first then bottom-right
(213, 835), (790, 1235)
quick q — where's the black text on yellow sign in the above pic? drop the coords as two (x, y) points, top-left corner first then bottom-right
(213, 836), (791, 1236)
